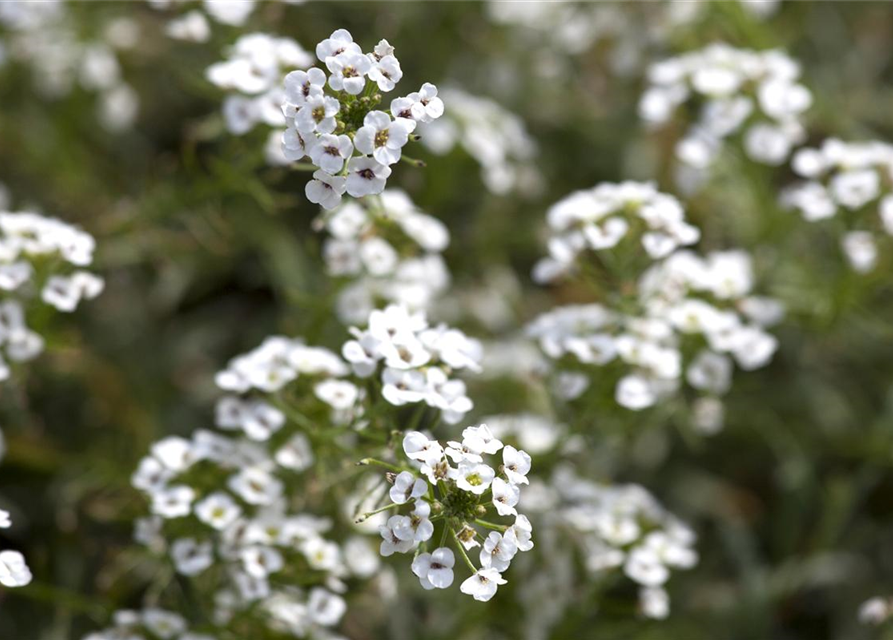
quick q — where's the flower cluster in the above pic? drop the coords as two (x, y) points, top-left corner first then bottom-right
(0, 211), (103, 378)
(131, 337), (371, 637)
(155, 0), (267, 43)
(0, 508), (31, 588)
(0, 210), (102, 367)
(319, 189), (451, 324)
(0, 3), (139, 131)
(362, 427), (533, 602)
(782, 138), (893, 272)
(282, 29), (444, 209)
(528, 249), (782, 424)
(342, 304), (481, 424)
(82, 608), (212, 640)
(640, 44), (812, 175)
(486, 1), (780, 81)
(528, 466), (697, 620)
(532, 181), (701, 283)
(206, 33), (313, 138)
(419, 87), (541, 196)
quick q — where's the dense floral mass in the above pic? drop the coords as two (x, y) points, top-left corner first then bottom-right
(281, 29), (443, 209)
(640, 44), (812, 188)
(783, 139), (893, 272)
(529, 178), (781, 424)
(319, 189), (451, 323)
(368, 427), (534, 602)
(2, 5), (893, 640)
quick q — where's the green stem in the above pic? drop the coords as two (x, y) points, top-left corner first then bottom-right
(475, 519), (508, 532)
(356, 502), (400, 523)
(400, 154), (426, 168)
(451, 527), (477, 573)
(357, 457), (402, 473)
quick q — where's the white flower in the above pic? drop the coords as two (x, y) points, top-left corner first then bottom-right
(686, 350), (732, 395)
(378, 515), (415, 556)
(480, 531), (518, 572)
(640, 586), (670, 619)
(295, 94), (340, 135)
(616, 374), (659, 410)
(240, 400), (285, 441)
(389, 471), (427, 504)
(316, 29), (361, 63)
(305, 171), (347, 211)
(228, 467), (283, 505)
(859, 597), (892, 625)
(301, 536), (342, 571)
(166, 11), (211, 43)
(203, 0), (255, 26)
(241, 546), (284, 578)
(40, 271), (104, 311)
(461, 424), (503, 455)
(170, 538), (213, 576)
(830, 169), (880, 210)
(354, 111), (415, 166)
(402, 431), (444, 466)
(743, 122), (795, 166)
(284, 67), (326, 107)
(326, 52), (372, 95)
(411, 547), (455, 590)
(411, 83), (444, 123)
(842, 230), (878, 273)
(194, 492), (242, 530)
(368, 54), (403, 92)
(455, 462), (495, 495)
(459, 568), (506, 602)
(505, 514), (534, 552)
(359, 237), (399, 276)
(142, 608), (186, 640)
(314, 379), (359, 410)
(381, 367), (427, 405)
(151, 485), (196, 519)
(624, 547), (670, 587)
(491, 477), (520, 517)
(502, 445), (531, 485)
(307, 588), (347, 626)
(0, 550), (31, 587)
(345, 157), (392, 197)
(0, 510), (10, 528)
(308, 133), (354, 174)
(394, 500), (434, 542)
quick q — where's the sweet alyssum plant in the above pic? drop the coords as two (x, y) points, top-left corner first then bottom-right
(282, 29), (443, 209)
(358, 426), (533, 602)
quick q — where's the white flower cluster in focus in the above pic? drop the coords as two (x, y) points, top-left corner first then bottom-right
(0, 508), (31, 588)
(640, 44), (812, 174)
(206, 33), (313, 137)
(319, 189), (450, 324)
(342, 304), (481, 424)
(419, 87), (540, 196)
(82, 608), (213, 640)
(362, 427), (533, 602)
(529, 466), (697, 620)
(532, 181), (701, 283)
(783, 138), (893, 273)
(0, 211), (103, 379)
(283, 29), (444, 209)
(528, 249), (782, 424)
